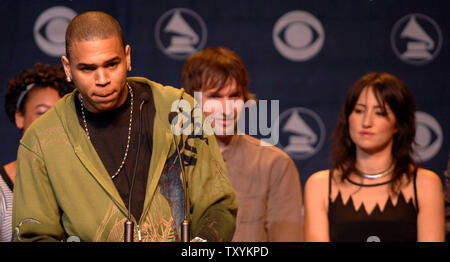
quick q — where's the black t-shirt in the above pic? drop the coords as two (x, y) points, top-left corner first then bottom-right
(74, 81), (155, 221)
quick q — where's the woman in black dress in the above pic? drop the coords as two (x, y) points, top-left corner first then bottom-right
(304, 72), (445, 242)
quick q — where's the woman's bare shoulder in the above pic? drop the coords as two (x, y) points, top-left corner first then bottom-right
(305, 170), (331, 195)
(416, 168), (443, 190)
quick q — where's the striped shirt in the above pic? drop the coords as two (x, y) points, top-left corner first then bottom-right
(0, 166), (13, 242)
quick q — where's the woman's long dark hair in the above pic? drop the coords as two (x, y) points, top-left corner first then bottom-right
(331, 72), (417, 194)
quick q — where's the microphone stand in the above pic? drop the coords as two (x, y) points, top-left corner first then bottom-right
(169, 108), (191, 242)
(124, 98), (147, 242)
(171, 134), (190, 242)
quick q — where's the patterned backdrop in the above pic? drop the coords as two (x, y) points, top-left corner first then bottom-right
(0, 0), (448, 187)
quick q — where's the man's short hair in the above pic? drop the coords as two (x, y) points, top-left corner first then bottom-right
(181, 47), (255, 101)
(65, 11), (125, 58)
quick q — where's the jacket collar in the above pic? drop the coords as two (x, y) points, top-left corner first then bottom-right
(55, 90), (128, 215)
(54, 79), (179, 221)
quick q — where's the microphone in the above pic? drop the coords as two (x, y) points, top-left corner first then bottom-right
(168, 111), (190, 242)
(124, 92), (150, 242)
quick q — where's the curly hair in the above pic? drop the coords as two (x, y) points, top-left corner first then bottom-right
(4, 63), (74, 124)
(331, 72), (417, 194)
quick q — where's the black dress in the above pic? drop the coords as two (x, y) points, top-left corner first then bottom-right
(328, 169), (418, 242)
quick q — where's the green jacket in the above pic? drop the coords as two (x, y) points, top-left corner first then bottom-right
(12, 77), (237, 242)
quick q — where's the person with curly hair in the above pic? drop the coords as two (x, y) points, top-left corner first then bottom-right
(304, 72), (445, 242)
(1, 63), (73, 241)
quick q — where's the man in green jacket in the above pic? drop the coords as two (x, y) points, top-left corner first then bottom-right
(12, 11), (237, 242)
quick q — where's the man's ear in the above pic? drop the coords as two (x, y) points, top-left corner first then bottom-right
(15, 110), (24, 131)
(61, 55), (72, 80)
(125, 45), (131, 71)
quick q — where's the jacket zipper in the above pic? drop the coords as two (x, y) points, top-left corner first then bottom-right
(135, 136), (179, 242)
(137, 224), (142, 241)
(130, 215), (142, 242)
(75, 150), (145, 242)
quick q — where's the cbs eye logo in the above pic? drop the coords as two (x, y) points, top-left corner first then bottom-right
(273, 10), (325, 62)
(413, 111), (443, 162)
(34, 6), (77, 57)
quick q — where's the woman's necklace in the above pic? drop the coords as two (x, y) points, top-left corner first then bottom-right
(79, 83), (133, 179)
(355, 162), (395, 180)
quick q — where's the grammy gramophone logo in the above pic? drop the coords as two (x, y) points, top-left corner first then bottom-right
(155, 8), (207, 60)
(391, 13), (443, 65)
(273, 107), (326, 160)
